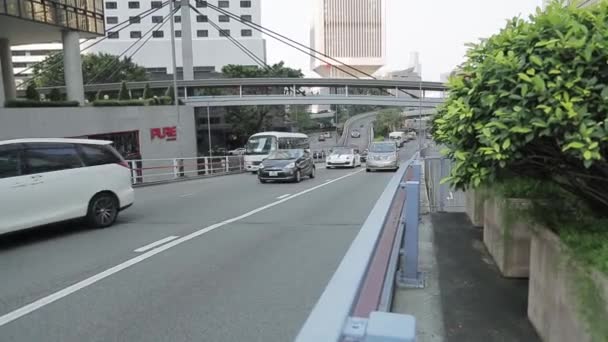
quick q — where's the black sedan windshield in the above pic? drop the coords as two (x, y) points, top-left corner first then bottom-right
(267, 149), (303, 160)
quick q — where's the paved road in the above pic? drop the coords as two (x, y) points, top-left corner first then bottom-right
(0, 144), (417, 342)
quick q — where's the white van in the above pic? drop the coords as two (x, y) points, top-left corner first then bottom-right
(0, 138), (135, 234)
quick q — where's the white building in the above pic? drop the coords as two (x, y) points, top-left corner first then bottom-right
(544, 0), (598, 8)
(310, 0), (386, 78)
(11, 0), (266, 83)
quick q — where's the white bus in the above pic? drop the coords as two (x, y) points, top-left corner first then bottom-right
(244, 132), (310, 173)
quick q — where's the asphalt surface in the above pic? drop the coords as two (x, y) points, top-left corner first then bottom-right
(0, 136), (417, 341)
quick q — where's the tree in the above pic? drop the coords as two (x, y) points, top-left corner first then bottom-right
(375, 108), (402, 137)
(164, 85), (175, 104)
(433, 3), (608, 216)
(48, 88), (62, 101)
(25, 84), (39, 101)
(142, 83), (152, 99)
(221, 62), (304, 138)
(118, 81), (130, 100)
(33, 52), (147, 87)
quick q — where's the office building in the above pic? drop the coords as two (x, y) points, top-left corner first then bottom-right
(544, 0), (598, 8)
(0, 0), (105, 104)
(310, 0), (386, 78)
(11, 43), (62, 87)
(87, 0), (266, 78)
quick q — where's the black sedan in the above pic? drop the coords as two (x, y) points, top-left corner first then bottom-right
(258, 149), (315, 183)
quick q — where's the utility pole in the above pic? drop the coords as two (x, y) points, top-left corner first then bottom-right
(169, 0), (182, 157)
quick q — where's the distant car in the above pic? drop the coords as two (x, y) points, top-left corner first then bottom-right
(0, 138), (135, 234)
(326, 147), (362, 169)
(318, 135), (326, 142)
(366, 142), (399, 172)
(360, 124), (365, 128)
(258, 149), (315, 183)
(360, 149), (369, 163)
(324, 132), (332, 138)
(351, 130), (361, 138)
(228, 147), (246, 155)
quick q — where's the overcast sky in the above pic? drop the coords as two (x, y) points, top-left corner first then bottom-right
(261, 0), (542, 81)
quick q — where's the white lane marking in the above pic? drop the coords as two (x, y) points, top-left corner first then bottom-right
(134, 236), (180, 253)
(179, 193), (196, 198)
(324, 179), (333, 182)
(0, 168), (365, 327)
(276, 194), (291, 200)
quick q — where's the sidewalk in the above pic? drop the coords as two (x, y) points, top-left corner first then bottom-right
(393, 212), (541, 342)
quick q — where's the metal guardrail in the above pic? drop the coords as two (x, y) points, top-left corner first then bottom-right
(126, 155), (245, 185)
(295, 153), (422, 342)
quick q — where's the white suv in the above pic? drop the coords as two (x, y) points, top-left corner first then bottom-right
(0, 138), (135, 234)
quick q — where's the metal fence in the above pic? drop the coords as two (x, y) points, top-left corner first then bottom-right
(424, 156), (465, 213)
(126, 156), (245, 185)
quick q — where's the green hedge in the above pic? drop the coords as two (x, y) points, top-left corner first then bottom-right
(92, 99), (147, 107)
(5, 99), (79, 107)
(433, 2), (608, 216)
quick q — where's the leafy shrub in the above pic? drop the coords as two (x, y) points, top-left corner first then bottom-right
(47, 88), (63, 101)
(433, 3), (608, 216)
(5, 99), (79, 107)
(142, 83), (152, 99)
(25, 84), (39, 101)
(118, 81), (130, 100)
(92, 99), (146, 107)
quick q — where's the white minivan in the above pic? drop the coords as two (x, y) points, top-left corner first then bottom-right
(0, 138), (135, 235)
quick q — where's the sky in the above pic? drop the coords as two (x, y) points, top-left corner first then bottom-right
(261, 0), (542, 81)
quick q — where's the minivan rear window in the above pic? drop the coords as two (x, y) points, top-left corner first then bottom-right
(79, 144), (123, 166)
(23, 144), (83, 174)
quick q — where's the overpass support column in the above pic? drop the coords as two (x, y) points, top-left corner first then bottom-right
(181, 0), (194, 80)
(62, 30), (85, 104)
(0, 38), (16, 102)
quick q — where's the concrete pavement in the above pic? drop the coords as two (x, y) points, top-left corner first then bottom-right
(0, 147), (415, 342)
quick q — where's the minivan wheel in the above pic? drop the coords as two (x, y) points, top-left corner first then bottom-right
(310, 166), (316, 178)
(87, 193), (119, 228)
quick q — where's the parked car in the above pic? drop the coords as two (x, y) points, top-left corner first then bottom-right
(366, 142), (399, 172)
(258, 149), (315, 183)
(318, 135), (326, 142)
(351, 130), (361, 138)
(0, 138), (135, 234)
(324, 132), (332, 138)
(228, 147), (246, 155)
(326, 147), (362, 168)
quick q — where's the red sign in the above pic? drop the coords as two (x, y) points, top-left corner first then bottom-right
(151, 126), (177, 141)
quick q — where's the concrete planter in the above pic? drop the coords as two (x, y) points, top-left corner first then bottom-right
(483, 197), (532, 278)
(465, 190), (485, 227)
(528, 228), (608, 342)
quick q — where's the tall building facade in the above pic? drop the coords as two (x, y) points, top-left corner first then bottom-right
(310, 0), (386, 78)
(87, 0), (266, 76)
(544, 0), (599, 8)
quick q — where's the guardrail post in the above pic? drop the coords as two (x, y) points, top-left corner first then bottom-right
(225, 156), (229, 173)
(345, 85), (349, 97)
(398, 162), (424, 288)
(239, 85), (243, 97)
(172, 159), (180, 179)
(204, 157), (209, 175)
(130, 160), (138, 184)
(395, 86), (399, 98)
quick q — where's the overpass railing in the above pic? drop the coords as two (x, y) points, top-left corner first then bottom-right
(296, 153), (423, 342)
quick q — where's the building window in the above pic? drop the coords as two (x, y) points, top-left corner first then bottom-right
(174, 16), (181, 23)
(219, 1), (229, 8)
(130, 31), (142, 38)
(128, 1), (140, 9)
(240, 1), (251, 7)
(108, 31), (119, 39)
(11, 51), (26, 56)
(105, 2), (117, 9)
(152, 16), (163, 23)
(151, 1), (163, 8)
(175, 30), (182, 38)
(197, 30), (209, 37)
(219, 29), (230, 37)
(241, 15), (252, 22)
(129, 16), (141, 24)
(196, 15), (208, 22)
(196, 0), (207, 7)
(219, 15), (229, 22)
(106, 16), (118, 24)
(241, 29), (252, 37)
(153, 31), (164, 38)
(13, 63), (27, 68)
(30, 50), (52, 56)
